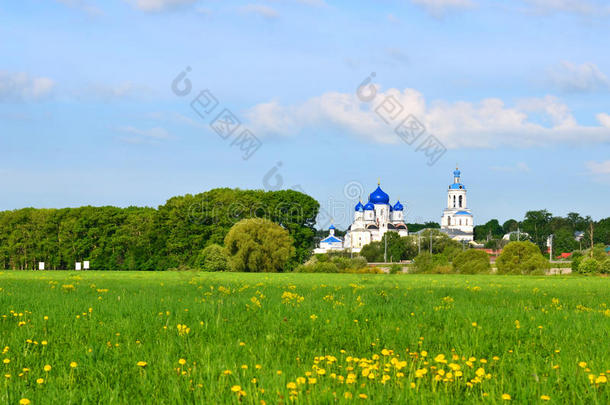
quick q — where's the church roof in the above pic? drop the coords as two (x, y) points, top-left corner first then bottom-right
(329, 224), (335, 230)
(449, 183), (466, 190)
(454, 210), (472, 215)
(354, 201), (364, 212)
(363, 201), (375, 210)
(393, 200), (404, 211)
(369, 185), (390, 204)
(321, 236), (342, 243)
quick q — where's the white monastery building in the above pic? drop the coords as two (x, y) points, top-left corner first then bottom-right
(314, 168), (475, 254)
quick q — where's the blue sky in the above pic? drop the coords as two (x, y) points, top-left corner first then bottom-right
(1, 0), (609, 229)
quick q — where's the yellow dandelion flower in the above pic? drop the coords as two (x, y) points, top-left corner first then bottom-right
(286, 382), (297, 389)
(595, 375), (607, 384)
(344, 392), (353, 399)
(19, 399), (31, 405)
(137, 361), (147, 367)
(178, 359), (187, 365)
(70, 362), (77, 368)
(501, 393), (511, 400)
(36, 378), (44, 384)
(578, 362), (587, 369)
(223, 370), (232, 375)
(540, 395), (550, 401)
(358, 393), (368, 399)
(231, 385), (242, 392)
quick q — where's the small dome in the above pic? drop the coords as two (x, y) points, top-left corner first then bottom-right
(363, 202), (375, 210)
(393, 200), (404, 211)
(454, 211), (471, 216)
(453, 168), (461, 177)
(329, 224), (336, 230)
(354, 201), (364, 212)
(369, 185), (390, 204)
(449, 183), (466, 190)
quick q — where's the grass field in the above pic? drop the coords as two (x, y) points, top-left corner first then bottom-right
(0, 271), (608, 404)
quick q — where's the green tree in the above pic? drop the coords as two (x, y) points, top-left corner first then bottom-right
(452, 249), (491, 274)
(400, 236), (419, 260)
(496, 241), (550, 275)
(196, 244), (230, 272)
(359, 241), (383, 263)
(381, 231), (405, 262)
(224, 218), (295, 272)
(521, 210), (553, 252)
(502, 219), (519, 234)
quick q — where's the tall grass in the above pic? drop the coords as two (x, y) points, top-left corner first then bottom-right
(0, 271), (608, 404)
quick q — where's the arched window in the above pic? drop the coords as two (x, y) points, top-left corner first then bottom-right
(459, 219), (462, 226)
(453, 196), (456, 208)
(459, 195), (463, 208)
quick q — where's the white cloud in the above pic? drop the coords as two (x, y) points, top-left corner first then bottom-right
(520, 0), (610, 15)
(585, 160), (610, 175)
(597, 113), (610, 128)
(549, 61), (610, 93)
(0, 71), (55, 102)
(118, 126), (171, 144)
(410, 0), (475, 16)
(55, 0), (103, 16)
(244, 87), (610, 149)
(76, 81), (154, 101)
(126, 0), (196, 12)
(238, 4), (279, 19)
(295, 0), (327, 6)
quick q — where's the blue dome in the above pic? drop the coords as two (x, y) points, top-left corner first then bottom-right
(329, 224), (336, 230)
(363, 202), (375, 210)
(354, 201), (364, 212)
(393, 200), (404, 211)
(454, 211), (471, 216)
(369, 185), (390, 204)
(453, 169), (461, 177)
(449, 183), (466, 190)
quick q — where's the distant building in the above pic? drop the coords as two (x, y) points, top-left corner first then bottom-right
(315, 182), (408, 254)
(440, 168), (474, 242)
(314, 225), (344, 254)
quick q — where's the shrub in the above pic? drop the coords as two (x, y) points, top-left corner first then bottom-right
(412, 252), (450, 274)
(389, 264), (403, 274)
(452, 249), (491, 274)
(294, 262), (339, 273)
(332, 256), (367, 271)
(577, 258), (601, 275)
(496, 241), (550, 275)
(571, 252), (583, 273)
(601, 258), (610, 274)
(196, 244), (230, 272)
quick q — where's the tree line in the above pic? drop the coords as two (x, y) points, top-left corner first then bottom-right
(473, 210), (610, 254)
(0, 188), (319, 271)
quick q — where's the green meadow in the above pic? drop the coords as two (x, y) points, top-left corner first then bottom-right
(0, 271), (608, 404)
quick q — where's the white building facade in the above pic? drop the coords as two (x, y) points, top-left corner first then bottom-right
(314, 183), (409, 254)
(440, 168), (474, 241)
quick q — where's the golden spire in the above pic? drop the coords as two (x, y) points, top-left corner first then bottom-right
(377, 178), (380, 186)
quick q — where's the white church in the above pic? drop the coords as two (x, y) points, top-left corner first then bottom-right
(440, 167), (474, 242)
(315, 167), (474, 254)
